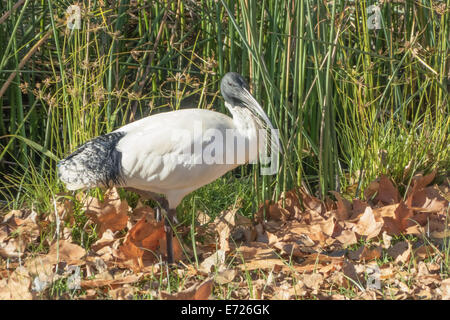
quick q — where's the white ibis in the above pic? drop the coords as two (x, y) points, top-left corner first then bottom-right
(58, 72), (279, 263)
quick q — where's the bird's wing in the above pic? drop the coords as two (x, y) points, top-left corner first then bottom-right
(115, 109), (238, 193)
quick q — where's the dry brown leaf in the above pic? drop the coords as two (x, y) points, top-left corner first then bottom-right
(48, 240), (86, 264)
(430, 230), (450, 239)
(238, 258), (285, 271)
(255, 223), (268, 243)
(382, 231), (392, 249)
(235, 243), (283, 271)
(329, 294), (347, 300)
(293, 254), (344, 273)
(91, 229), (116, 252)
(405, 224), (424, 235)
(318, 217), (335, 237)
(128, 206), (156, 228)
(255, 200), (270, 222)
(335, 229), (357, 246)
(260, 190), (302, 223)
(273, 241), (305, 257)
(0, 210), (40, 258)
(85, 256), (108, 276)
(330, 191), (352, 221)
(364, 180), (379, 200)
(2, 209), (23, 223)
(2, 210), (38, 229)
(347, 246), (365, 261)
(318, 261), (339, 275)
(394, 201), (414, 232)
(0, 240), (24, 258)
(83, 188), (129, 237)
(199, 249), (226, 274)
(273, 283), (292, 299)
(25, 255), (56, 292)
(109, 286), (137, 300)
(441, 278), (450, 300)
(81, 274), (141, 289)
(160, 278), (213, 300)
(118, 214), (166, 267)
(360, 246), (382, 261)
(23, 241), (85, 293)
(382, 202), (412, 235)
(352, 206), (383, 239)
(289, 221), (327, 244)
(96, 245), (115, 262)
(269, 204), (292, 221)
(62, 227), (73, 241)
(301, 191), (324, 215)
(414, 284), (434, 299)
(281, 190), (303, 216)
(55, 198), (75, 224)
(235, 243), (275, 260)
(263, 230), (278, 245)
(414, 245), (435, 261)
(375, 176), (400, 205)
(0, 225), (8, 243)
(411, 186), (448, 213)
(0, 267), (32, 300)
(426, 214), (448, 233)
(235, 214), (252, 227)
(328, 271), (347, 288)
(416, 261), (434, 278)
(78, 289), (98, 300)
(350, 200), (370, 221)
(289, 282), (307, 298)
(197, 211), (211, 225)
(357, 290), (377, 300)
(215, 208), (237, 252)
(303, 273), (324, 290)
(373, 203), (398, 218)
(232, 214), (256, 243)
(387, 241), (411, 264)
(342, 260), (363, 288)
(214, 269), (236, 285)
(380, 265), (395, 280)
(407, 170), (436, 197)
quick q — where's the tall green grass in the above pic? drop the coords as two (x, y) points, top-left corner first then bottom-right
(0, 0), (448, 212)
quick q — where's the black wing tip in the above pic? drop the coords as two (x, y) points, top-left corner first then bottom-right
(59, 131), (126, 188)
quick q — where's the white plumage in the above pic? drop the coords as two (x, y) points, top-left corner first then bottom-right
(115, 108), (260, 207)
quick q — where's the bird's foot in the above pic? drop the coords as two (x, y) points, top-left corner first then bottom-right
(156, 259), (178, 270)
(162, 260), (179, 273)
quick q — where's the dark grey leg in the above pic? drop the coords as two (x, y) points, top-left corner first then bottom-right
(125, 187), (176, 263)
(155, 207), (162, 222)
(165, 208), (177, 264)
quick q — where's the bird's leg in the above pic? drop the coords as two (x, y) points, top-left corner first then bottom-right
(155, 207), (162, 222)
(125, 187), (176, 264)
(165, 208), (177, 264)
(124, 187), (168, 221)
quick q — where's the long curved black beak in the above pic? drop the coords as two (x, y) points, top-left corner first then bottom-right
(240, 88), (281, 156)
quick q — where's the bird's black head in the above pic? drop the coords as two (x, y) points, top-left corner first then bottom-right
(220, 72), (250, 107)
(220, 71), (280, 158)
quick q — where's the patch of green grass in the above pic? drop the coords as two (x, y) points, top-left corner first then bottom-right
(180, 173), (255, 221)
